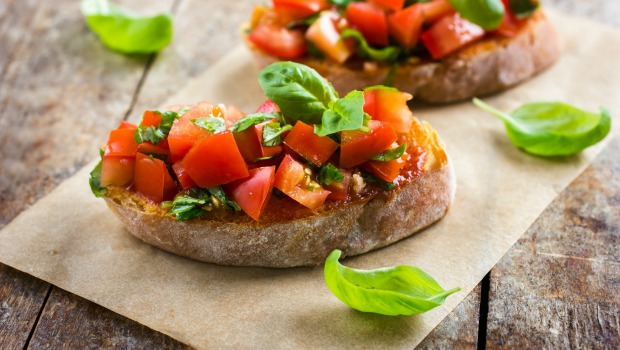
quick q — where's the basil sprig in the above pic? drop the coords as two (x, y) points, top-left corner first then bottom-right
(134, 108), (188, 145)
(340, 29), (401, 62)
(81, 0), (173, 54)
(162, 187), (241, 221)
(230, 112), (280, 133)
(473, 98), (612, 157)
(450, 0), (505, 30)
(193, 117), (226, 134)
(324, 250), (461, 316)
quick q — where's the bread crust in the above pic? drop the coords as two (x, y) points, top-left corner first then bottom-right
(249, 11), (561, 103)
(103, 161), (455, 268)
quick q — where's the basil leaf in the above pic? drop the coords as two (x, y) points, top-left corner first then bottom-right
(340, 29), (401, 62)
(164, 187), (240, 221)
(314, 90), (365, 136)
(207, 187), (241, 212)
(371, 143), (407, 161)
(259, 62), (339, 125)
(262, 123), (293, 147)
(361, 171), (395, 190)
(192, 117), (226, 134)
(81, 0), (173, 54)
(134, 109), (182, 145)
(89, 159), (106, 197)
(317, 164), (344, 186)
(230, 112), (279, 133)
(324, 250), (461, 316)
(473, 98), (612, 156)
(507, 0), (539, 19)
(450, 0), (504, 30)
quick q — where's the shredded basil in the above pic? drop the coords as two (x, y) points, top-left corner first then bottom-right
(134, 109), (185, 145)
(192, 117), (226, 134)
(230, 112), (280, 133)
(262, 122), (292, 147)
(340, 29), (401, 62)
(162, 187), (240, 221)
(371, 143), (407, 162)
(361, 171), (395, 190)
(317, 164), (344, 186)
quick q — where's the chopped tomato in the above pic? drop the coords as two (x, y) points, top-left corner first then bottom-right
(256, 99), (280, 113)
(172, 162), (197, 190)
(421, 13), (485, 59)
(138, 140), (170, 158)
(283, 121), (339, 167)
(224, 166), (276, 221)
(364, 153), (409, 182)
(134, 153), (177, 203)
(182, 132), (249, 188)
(168, 102), (214, 162)
(273, 0), (330, 24)
(495, 0), (524, 37)
(100, 156), (135, 187)
(104, 128), (139, 157)
(140, 110), (162, 127)
(340, 120), (398, 169)
(346, 2), (389, 46)
(306, 11), (354, 64)
(118, 121), (137, 129)
(369, 0), (404, 12)
(363, 87), (413, 134)
(325, 168), (351, 201)
(420, 0), (455, 23)
(225, 105), (245, 128)
(234, 119), (283, 163)
(387, 4), (424, 49)
(249, 24), (307, 59)
(274, 154), (330, 210)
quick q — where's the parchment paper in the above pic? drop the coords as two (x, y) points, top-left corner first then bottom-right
(1, 13), (619, 349)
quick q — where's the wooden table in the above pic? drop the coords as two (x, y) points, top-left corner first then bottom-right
(1, 0), (618, 348)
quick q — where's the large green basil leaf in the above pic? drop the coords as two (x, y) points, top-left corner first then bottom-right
(81, 0), (173, 54)
(324, 250), (460, 316)
(314, 90), (365, 136)
(450, 0), (504, 30)
(340, 29), (401, 62)
(259, 62), (339, 125)
(473, 98), (612, 156)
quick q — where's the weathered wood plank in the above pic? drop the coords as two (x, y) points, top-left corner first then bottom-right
(0, 265), (50, 349)
(28, 289), (190, 350)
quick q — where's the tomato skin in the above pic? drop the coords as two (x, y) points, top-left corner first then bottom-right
(283, 121), (339, 167)
(168, 102), (214, 162)
(138, 140), (170, 158)
(273, 0), (330, 24)
(420, 0), (455, 23)
(364, 153), (408, 182)
(325, 169), (351, 201)
(118, 121), (138, 129)
(182, 131), (249, 188)
(363, 87), (413, 134)
(104, 128), (139, 157)
(306, 11), (354, 64)
(274, 155), (330, 210)
(141, 110), (162, 127)
(234, 119), (283, 163)
(420, 13), (485, 59)
(340, 120), (398, 169)
(172, 162), (197, 190)
(369, 0), (404, 11)
(256, 99), (280, 113)
(346, 2), (389, 46)
(134, 153), (177, 203)
(387, 4), (424, 49)
(249, 24), (307, 59)
(100, 156), (135, 187)
(224, 166), (276, 221)
(225, 105), (245, 128)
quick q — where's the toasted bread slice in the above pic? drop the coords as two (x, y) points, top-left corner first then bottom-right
(248, 11), (561, 103)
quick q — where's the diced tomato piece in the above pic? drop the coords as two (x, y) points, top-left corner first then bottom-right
(369, 0), (404, 11)
(387, 4), (424, 48)
(234, 119), (283, 163)
(104, 128), (139, 157)
(167, 102), (214, 162)
(256, 99), (280, 113)
(118, 121), (137, 129)
(420, 0), (455, 23)
(325, 168), (351, 201)
(306, 11), (354, 64)
(421, 13), (485, 59)
(100, 156), (135, 187)
(138, 141), (170, 158)
(172, 162), (197, 190)
(340, 120), (398, 169)
(274, 155), (330, 210)
(273, 0), (330, 24)
(283, 121), (339, 167)
(249, 24), (307, 59)
(346, 2), (389, 46)
(364, 153), (408, 182)
(363, 87), (413, 134)
(225, 105), (245, 128)
(182, 132), (249, 188)
(224, 166), (276, 221)
(140, 110), (162, 127)
(495, 0), (525, 37)
(134, 153), (177, 203)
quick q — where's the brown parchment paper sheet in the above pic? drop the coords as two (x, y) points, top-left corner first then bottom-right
(1, 12), (619, 349)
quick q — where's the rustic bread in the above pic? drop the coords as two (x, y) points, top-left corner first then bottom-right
(248, 11), (561, 103)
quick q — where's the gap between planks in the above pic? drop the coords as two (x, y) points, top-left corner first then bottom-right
(477, 273), (491, 350)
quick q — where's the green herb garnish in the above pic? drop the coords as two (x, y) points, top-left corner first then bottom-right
(450, 0), (504, 30)
(324, 250), (461, 316)
(314, 91), (365, 137)
(507, 0), (539, 19)
(229, 112), (279, 133)
(317, 164), (344, 186)
(262, 122), (293, 147)
(473, 98), (612, 157)
(371, 143), (407, 162)
(162, 187), (240, 221)
(134, 109), (187, 145)
(81, 0), (173, 54)
(340, 28), (401, 62)
(361, 171), (395, 190)
(89, 158), (106, 197)
(192, 117), (226, 134)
